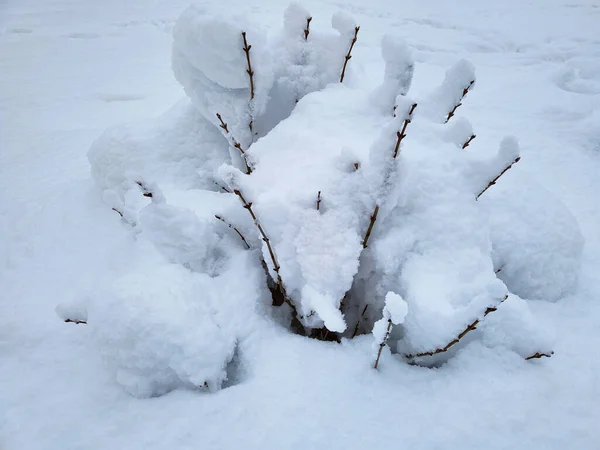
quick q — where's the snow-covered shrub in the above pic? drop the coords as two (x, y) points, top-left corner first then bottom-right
(77, 3), (582, 396)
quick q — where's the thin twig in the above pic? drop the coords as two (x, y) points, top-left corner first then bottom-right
(353, 162), (360, 171)
(304, 17), (312, 40)
(64, 319), (87, 325)
(362, 205), (379, 248)
(352, 304), (369, 338)
(214, 181), (232, 193)
(233, 189), (291, 308)
(373, 319), (393, 369)
(393, 103), (418, 158)
(316, 191), (322, 210)
(215, 215), (250, 249)
(525, 351), (554, 361)
(241, 32), (255, 100)
(112, 207), (123, 217)
(476, 157), (520, 200)
(135, 180), (153, 198)
(405, 295), (508, 359)
(216, 113), (252, 174)
(445, 80), (475, 124)
(462, 134), (476, 149)
(340, 26), (360, 83)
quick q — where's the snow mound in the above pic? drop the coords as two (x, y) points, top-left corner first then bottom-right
(481, 179), (584, 301)
(89, 251), (267, 398)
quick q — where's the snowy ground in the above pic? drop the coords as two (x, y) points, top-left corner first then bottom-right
(2, 0), (600, 448)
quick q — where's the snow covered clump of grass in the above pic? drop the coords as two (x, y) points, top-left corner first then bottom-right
(77, 3), (582, 396)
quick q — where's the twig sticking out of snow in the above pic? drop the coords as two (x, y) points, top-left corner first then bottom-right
(316, 191), (322, 211)
(304, 16), (312, 40)
(64, 318), (87, 325)
(135, 180), (153, 198)
(404, 295), (508, 359)
(112, 207), (124, 217)
(445, 80), (474, 124)
(525, 351), (554, 360)
(462, 134), (476, 149)
(214, 181), (232, 193)
(363, 103), (417, 249)
(362, 206), (380, 248)
(476, 157), (520, 200)
(216, 113), (252, 174)
(374, 319), (392, 369)
(393, 103), (418, 158)
(233, 189), (291, 309)
(340, 26), (360, 83)
(215, 215), (251, 249)
(351, 304), (369, 338)
(241, 32), (255, 100)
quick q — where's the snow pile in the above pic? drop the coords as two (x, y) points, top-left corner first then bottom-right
(83, 3), (584, 396)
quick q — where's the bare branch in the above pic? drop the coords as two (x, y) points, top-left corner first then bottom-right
(393, 103), (418, 158)
(525, 351), (554, 361)
(374, 319), (393, 369)
(216, 112), (252, 174)
(135, 180), (153, 198)
(340, 26), (360, 83)
(233, 189), (291, 309)
(445, 80), (475, 124)
(304, 17), (312, 40)
(362, 205), (380, 248)
(405, 295), (508, 359)
(316, 191), (322, 211)
(112, 207), (123, 217)
(352, 304), (369, 338)
(462, 134), (476, 149)
(214, 181), (232, 193)
(215, 215), (251, 249)
(476, 157), (520, 200)
(241, 32), (255, 100)
(64, 319), (87, 325)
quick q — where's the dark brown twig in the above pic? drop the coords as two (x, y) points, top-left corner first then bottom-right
(233, 189), (291, 308)
(476, 157), (520, 200)
(304, 17), (312, 40)
(64, 319), (87, 325)
(241, 32), (255, 100)
(405, 295), (508, 359)
(214, 181), (232, 193)
(215, 215), (250, 249)
(362, 205), (379, 248)
(316, 191), (322, 210)
(352, 304), (369, 338)
(135, 180), (153, 198)
(462, 134), (476, 149)
(393, 103), (418, 158)
(525, 351), (554, 361)
(374, 319), (393, 369)
(445, 80), (474, 124)
(340, 26), (360, 83)
(216, 113), (252, 174)
(112, 207), (123, 217)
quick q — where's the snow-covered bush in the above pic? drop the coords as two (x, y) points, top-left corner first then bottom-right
(76, 3), (582, 396)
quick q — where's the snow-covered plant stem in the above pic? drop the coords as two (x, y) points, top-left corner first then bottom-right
(373, 293), (408, 368)
(214, 215), (251, 249)
(316, 191), (322, 210)
(404, 295), (508, 359)
(340, 26), (359, 83)
(476, 156), (521, 200)
(216, 113), (252, 174)
(445, 79), (474, 123)
(462, 134), (476, 149)
(64, 318), (87, 325)
(362, 205), (380, 248)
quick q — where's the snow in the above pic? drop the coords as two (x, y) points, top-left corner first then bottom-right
(2, 0), (600, 449)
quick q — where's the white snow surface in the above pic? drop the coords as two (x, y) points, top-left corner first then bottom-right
(2, 0), (600, 449)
